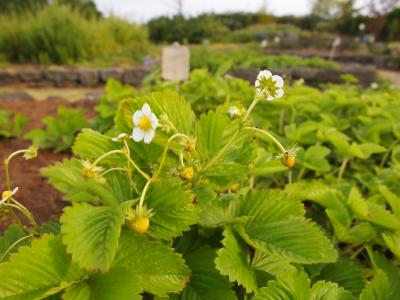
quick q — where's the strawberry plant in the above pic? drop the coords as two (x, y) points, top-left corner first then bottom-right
(0, 69), (399, 299)
(25, 105), (88, 153)
(0, 109), (28, 139)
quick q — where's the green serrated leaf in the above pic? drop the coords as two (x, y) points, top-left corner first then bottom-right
(0, 235), (84, 300)
(145, 177), (198, 240)
(215, 227), (258, 292)
(63, 267), (141, 300)
(243, 216), (338, 264)
(359, 270), (389, 300)
(114, 231), (190, 297)
(176, 246), (236, 300)
(254, 270), (353, 300)
(61, 203), (125, 272)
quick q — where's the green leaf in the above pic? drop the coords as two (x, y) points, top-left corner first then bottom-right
(0, 235), (84, 299)
(383, 231), (400, 258)
(317, 259), (364, 296)
(175, 246), (236, 300)
(0, 224), (30, 259)
(215, 227), (258, 292)
(145, 177), (198, 240)
(285, 181), (347, 213)
(359, 270), (389, 300)
(367, 250), (400, 300)
(349, 143), (386, 159)
(253, 270), (353, 300)
(42, 159), (129, 205)
(114, 231), (190, 297)
(251, 250), (296, 277)
(195, 109), (238, 163)
(72, 129), (122, 165)
(378, 185), (400, 218)
(303, 145), (331, 173)
(63, 267), (141, 300)
(242, 216), (338, 264)
(61, 203), (125, 272)
(232, 190), (336, 264)
(235, 190), (305, 227)
(115, 90), (195, 135)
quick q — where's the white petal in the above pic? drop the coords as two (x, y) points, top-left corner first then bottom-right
(142, 103), (151, 116)
(12, 187), (19, 195)
(266, 95), (274, 101)
(133, 111), (143, 126)
(132, 127), (145, 142)
(257, 70), (272, 80)
(272, 75), (284, 88)
(150, 113), (158, 129)
(255, 79), (260, 88)
(275, 89), (284, 98)
(143, 129), (155, 144)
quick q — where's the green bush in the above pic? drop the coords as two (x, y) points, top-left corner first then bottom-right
(0, 5), (149, 65)
(190, 46), (339, 72)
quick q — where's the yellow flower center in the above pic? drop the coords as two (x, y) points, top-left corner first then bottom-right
(2, 191), (11, 199)
(139, 116), (151, 131)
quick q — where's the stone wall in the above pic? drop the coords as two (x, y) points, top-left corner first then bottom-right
(0, 64), (377, 88)
(230, 64), (377, 87)
(0, 67), (151, 87)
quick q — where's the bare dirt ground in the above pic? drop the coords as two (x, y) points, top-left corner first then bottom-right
(0, 97), (96, 232)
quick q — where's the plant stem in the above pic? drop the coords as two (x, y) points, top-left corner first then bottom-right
(244, 127), (286, 153)
(337, 158), (349, 182)
(123, 140), (151, 181)
(100, 167), (127, 177)
(243, 98), (259, 120)
(0, 234), (34, 262)
(297, 167), (306, 181)
(4, 159), (11, 191)
(153, 133), (190, 180)
(138, 180), (152, 214)
(91, 149), (124, 167)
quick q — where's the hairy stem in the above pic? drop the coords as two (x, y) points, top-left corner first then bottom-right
(244, 127), (286, 153)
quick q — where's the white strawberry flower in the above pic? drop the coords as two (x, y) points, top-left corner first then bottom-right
(111, 133), (128, 142)
(228, 106), (241, 118)
(132, 103), (158, 144)
(255, 70), (284, 101)
(1, 187), (18, 204)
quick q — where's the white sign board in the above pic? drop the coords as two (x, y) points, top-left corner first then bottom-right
(161, 43), (190, 81)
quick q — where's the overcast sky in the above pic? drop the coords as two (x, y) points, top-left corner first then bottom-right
(94, 0), (370, 23)
(92, 0), (312, 23)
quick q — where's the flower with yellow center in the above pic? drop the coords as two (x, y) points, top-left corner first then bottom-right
(255, 70), (284, 101)
(1, 187), (18, 204)
(132, 103), (158, 144)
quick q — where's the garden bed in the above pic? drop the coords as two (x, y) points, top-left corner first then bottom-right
(0, 98), (95, 232)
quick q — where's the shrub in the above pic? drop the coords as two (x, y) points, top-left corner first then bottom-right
(0, 5), (149, 65)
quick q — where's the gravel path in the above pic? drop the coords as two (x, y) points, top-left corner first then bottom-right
(379, 70), (400, 88)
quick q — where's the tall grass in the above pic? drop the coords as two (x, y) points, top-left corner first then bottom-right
(0, 5), (150, 65)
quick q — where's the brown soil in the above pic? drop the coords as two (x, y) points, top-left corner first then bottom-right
(0, 98), (96, 232)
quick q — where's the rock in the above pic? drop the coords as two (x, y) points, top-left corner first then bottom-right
(122, 67), (150, 86)
(99, 68), (124, 83)
(18, 68), (43, 84)
(44, 68), (79, 87)
(78, 68), (99, 87)
(0, 69), (17, 85)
